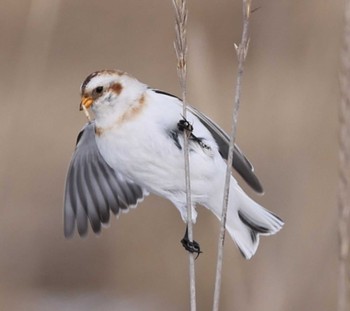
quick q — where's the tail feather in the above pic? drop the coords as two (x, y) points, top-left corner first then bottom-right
(212, 183), (284, 260)
(232, 207), (283, 259)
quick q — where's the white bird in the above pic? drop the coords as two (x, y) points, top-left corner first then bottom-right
(64, 69), (283, 259)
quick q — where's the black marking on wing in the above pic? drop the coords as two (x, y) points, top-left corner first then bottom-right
(190, 135), (211, 150)
(64, 122), (147, 238)
(169, 130), (182, 150)
(153, 89), (181, 100)
(152, 88), (264, 193)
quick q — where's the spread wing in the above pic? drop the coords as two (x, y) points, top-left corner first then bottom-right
(64, 122), (147, 238)
(152, 89), (264, 194)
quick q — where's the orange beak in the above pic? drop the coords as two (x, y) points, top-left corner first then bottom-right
(79, 96), (94, 111)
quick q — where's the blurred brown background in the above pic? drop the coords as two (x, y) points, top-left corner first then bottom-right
(0, 0), (343, 310)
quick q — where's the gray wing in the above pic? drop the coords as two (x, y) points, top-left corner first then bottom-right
(187, 105), (263, 194)
(152, 90), (263, 193)
(64, 122), (147, 238)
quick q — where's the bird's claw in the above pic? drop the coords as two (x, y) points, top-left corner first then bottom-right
(177, 117), (194, 133)
(177, 117), (211, 151)
(181, 226), (202, 259)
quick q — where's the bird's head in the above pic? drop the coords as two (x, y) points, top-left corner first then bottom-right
(79, 70), (147, 124)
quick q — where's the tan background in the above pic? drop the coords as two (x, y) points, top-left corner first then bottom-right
(0, 0), (342, 310)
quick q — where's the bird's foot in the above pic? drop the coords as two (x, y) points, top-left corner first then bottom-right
(177, 117), (194, 133)
(181, 226), (202, 259)
(177, 117), (211, 151)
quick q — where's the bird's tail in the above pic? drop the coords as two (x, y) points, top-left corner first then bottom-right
(210, 181), (284, 259)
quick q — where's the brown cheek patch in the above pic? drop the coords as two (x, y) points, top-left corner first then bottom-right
(110, 82), (123, 95)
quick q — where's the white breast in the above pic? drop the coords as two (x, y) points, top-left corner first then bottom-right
(95, 89), (224, 204)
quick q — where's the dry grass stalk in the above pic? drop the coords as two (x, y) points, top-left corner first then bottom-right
(212, 1), (252, 310)
(338, 1), (350, 310)
(172, 1), (197, 310)
(81, 104), (92, 123)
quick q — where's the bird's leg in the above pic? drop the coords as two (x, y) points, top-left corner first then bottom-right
(181, 225), (202, 259)
(178, 117), (204, 259)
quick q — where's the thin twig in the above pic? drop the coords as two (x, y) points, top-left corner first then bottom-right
(172, 1), (197, 310)
(338, 1), (350, 310)
(212, 1), (252, 310)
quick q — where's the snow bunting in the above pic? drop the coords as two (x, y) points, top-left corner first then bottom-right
(64, 69), (283, 259)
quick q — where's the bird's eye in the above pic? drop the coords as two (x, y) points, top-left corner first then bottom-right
(94, 86), (104, 94)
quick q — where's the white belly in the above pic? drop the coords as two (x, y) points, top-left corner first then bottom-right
(95, 117), (224, 206)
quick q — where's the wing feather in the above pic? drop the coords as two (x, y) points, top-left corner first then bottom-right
(64, 122), (147, 237)
(187, 105), (263, 193)
(152, 89), (264, 193)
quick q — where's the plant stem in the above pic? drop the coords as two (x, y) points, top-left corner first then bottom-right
(172, 1), (196, 310)
(212, 1), (252, 310)
(338, 1), (350, 310)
